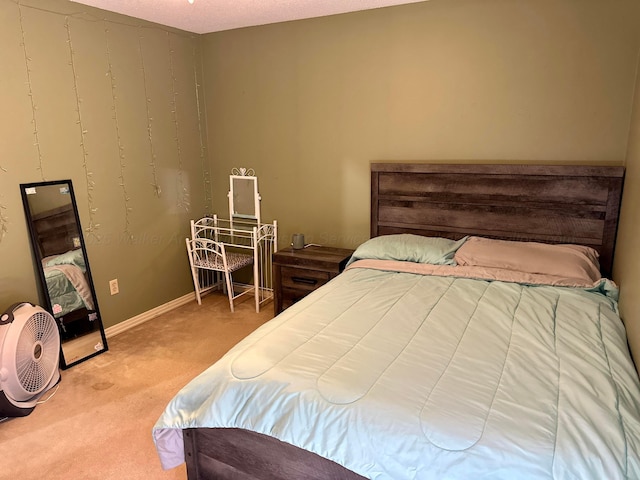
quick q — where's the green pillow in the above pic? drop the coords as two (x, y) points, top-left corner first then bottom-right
(348, 234), (467, 266)
(46, 249), (86, 272)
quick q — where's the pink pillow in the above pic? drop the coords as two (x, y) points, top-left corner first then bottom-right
(454, 236), (601, 283)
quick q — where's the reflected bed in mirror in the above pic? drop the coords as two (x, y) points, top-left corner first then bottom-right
(20, 180), (108, 369)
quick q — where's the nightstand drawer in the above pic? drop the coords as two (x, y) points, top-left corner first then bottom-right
(273, 245), (354, 315)
(280, 266), (330, 292)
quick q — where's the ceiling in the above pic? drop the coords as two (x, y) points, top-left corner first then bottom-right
(69, 0), (426, 35)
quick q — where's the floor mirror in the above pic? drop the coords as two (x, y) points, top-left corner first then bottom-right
(20, 180), (108, 368)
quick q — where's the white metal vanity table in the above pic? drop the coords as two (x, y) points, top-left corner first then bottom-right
(187, 168), (277, 312)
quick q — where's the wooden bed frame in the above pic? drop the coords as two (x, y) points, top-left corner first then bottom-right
(183, 163), (625, 480)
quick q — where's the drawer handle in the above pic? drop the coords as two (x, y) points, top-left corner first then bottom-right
(291, 276), (318, 286)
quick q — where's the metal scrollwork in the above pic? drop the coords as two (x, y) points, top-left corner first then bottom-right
(231, 167), (255, 177)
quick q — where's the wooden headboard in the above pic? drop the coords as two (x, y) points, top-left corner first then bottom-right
(371, 163), (625, 278)
(31, 203), (80, 258)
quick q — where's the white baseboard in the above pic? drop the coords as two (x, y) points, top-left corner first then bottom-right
(104, 292), (196, 338)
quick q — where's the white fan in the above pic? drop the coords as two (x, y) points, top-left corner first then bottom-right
(0, 302), (60, 417)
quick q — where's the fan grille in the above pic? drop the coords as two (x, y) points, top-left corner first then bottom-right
(15, 311), (59, 393)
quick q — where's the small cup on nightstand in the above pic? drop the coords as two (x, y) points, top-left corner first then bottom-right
(292, 233), (305, 249)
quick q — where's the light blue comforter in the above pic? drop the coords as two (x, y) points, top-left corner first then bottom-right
(153, 264), (640, 479)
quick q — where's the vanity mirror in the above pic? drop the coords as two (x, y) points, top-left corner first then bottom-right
(20, 180), (107, 369)
(228, 168), (261, 223)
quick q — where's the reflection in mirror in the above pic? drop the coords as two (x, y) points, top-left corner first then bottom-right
(232, 178), (256, 218)
(20, 180), (108, 369)
(229, 175), (260, 222)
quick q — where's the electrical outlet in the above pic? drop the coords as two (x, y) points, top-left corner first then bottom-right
(109, 279), (119, 295)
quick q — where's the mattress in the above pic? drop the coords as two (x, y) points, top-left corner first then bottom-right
(153, 258), (640, 479)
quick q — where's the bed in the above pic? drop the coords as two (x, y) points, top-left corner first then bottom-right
(153, 163), (640, 480)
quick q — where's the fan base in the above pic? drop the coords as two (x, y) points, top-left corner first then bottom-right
(0, 392), (35, 417)
(0, 370), (61, 417)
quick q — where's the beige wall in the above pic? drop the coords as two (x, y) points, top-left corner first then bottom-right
(202, 0), (640, 250)
(0, 0), (210, 328)
(615, 59), (640, 364)
(3, 0), (640, 334)
(202, 0), (640, 361)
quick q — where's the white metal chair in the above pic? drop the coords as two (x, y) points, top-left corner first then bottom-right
(185, 237), (253, 312)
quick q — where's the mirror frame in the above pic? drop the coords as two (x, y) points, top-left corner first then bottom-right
(228, 175), (261, 223)
(20, 179), (108, 369)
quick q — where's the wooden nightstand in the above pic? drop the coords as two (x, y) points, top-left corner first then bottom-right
(273, 245), (354, 315)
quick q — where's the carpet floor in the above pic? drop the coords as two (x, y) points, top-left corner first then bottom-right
(0, 293), (273, 480)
